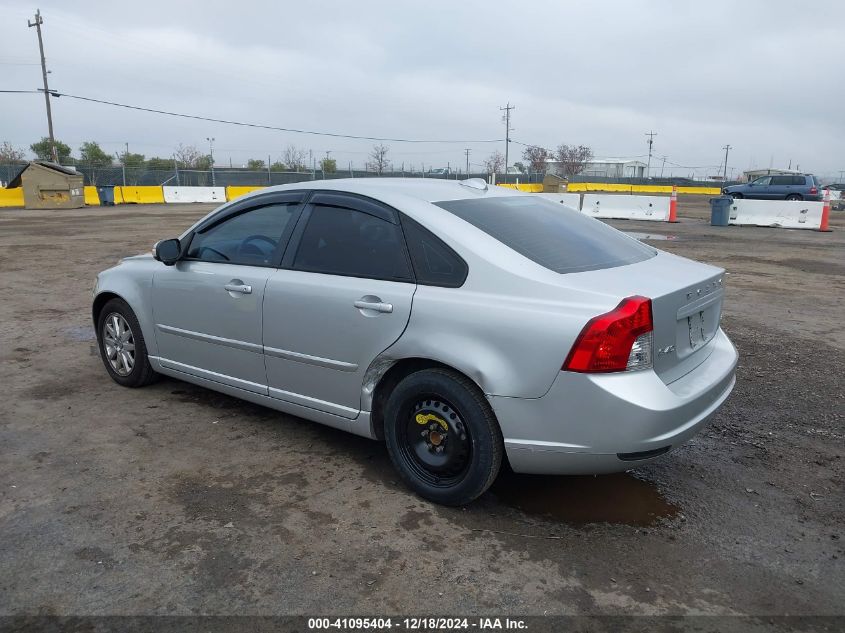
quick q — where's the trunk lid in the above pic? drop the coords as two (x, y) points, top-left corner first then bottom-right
(552, 250), (725, 385)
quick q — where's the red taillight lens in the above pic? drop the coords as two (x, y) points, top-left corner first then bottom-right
(563, 296), (653, 373)
(809, 187), (818, 195)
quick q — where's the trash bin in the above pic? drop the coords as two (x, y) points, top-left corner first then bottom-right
(710, 196), (732, 226)
(97, 185), (115, 206)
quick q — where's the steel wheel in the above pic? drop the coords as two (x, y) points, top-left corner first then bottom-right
(102, 312), (136, 376)
(399, 397), (472, 487)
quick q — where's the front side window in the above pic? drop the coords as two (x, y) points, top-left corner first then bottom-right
(751, 176), (772, 186)
(292, 205), (412, 281)
(187, 203), (298, 266)
(434, 196), (655, 274)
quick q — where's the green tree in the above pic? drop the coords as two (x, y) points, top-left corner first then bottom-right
(270, 161), (286, 171)
(30, 137), (72, 163)
(119, 152), (146, 168)
(320, 158), (337, 174)
(195, 154), (213, 171)
(247, 158), (266, 170)
(147, 157), (176, 170)
(79, 141), (112, 167)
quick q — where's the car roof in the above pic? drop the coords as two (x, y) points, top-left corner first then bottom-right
(237, 177), (523, 204)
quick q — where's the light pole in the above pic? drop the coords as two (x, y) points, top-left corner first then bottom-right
(206, 137), (216, 186)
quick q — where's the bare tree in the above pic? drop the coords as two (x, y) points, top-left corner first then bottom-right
(281, 145), (308, 171)
(1, 141), (26, 163)
(484, 150), (504, 175)
(174, 143), (203, 169)
(368, 144), (390, 174)
(522, 145), (551, 174)
(554, 144), (594, 177)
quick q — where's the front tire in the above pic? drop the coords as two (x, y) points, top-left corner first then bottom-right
(96, 298), (157, 388)
(384, 368), (503, 505)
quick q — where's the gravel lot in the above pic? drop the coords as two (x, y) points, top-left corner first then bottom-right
(0, 195), (842, 617)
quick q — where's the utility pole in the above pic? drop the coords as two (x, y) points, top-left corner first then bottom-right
(500, 103), (515, 175)
(465, 148), (471, 176)
(122, 142), (129, 187)
(206, 137), (215, 186)
(645, 131), (657, 179)
(29, 10), (57, 163)
(722, 144), (732, 181)
(660, 155), (667, 178)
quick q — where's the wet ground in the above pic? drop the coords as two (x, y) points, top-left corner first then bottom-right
(0, 197), (843, 616)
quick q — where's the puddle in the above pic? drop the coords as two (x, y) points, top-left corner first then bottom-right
(64, 325), (96, 342)
(490, 471), (678, 526)
(625, 232), (678, 242)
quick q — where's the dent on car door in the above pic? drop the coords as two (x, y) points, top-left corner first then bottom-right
(152, 196), (302, 393)
(263, 195), (416, 419)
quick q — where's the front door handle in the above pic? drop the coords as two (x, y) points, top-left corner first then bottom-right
(354, 299), (393, 313)
(224, 282), (252, 295)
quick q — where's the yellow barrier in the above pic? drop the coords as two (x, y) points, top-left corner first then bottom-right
(565, 182), (720, 195)
(0, 188), (25, 208)
(496, 183), (544, 193)
(116, 186), (165, 204)
(84, 186), (100, 206)
(226, 185), (266, 201)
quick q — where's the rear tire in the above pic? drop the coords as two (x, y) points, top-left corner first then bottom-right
(786, 194), (803, 201)
(96, 298), (157, 388)
(384, 368), (503, 505)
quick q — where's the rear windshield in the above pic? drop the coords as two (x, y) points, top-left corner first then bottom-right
(434, 196), (655, 274)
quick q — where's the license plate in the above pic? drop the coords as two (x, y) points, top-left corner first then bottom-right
(688, 311), (709, 349)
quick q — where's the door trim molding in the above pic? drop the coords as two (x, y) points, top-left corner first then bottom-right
(156, 323), (262, 353)
(263, 345), (358, 372)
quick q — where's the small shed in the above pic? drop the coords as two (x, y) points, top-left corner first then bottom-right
(6, 161), (85, 209)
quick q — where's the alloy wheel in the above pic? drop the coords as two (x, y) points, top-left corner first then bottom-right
(102, 312), (136, 376)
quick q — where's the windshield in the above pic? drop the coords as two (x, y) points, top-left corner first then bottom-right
(434, 196), (656, 274)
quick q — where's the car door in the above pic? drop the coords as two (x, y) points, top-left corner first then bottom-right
(769, 175), (791, 199)
(747, 176), (772, 199)
(152, 193), (303, 394)
(263, 192), (416, 418)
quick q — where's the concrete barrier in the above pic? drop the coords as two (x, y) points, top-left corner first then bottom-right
(581, 194), (670, 221)
(728, 199), (825, 230)
(537, 192), (582, 209)
(566, 182), (720, 195)
(0, 188), (25, 208)
(226, 185), (266, 201)
(497, 183), (544, 193)
(116, 186), (165, 204)
(163, 186), (226, 203)
(84, 186), (100, 206)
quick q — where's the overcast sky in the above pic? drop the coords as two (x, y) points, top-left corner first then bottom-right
(1, 0), (843, 179)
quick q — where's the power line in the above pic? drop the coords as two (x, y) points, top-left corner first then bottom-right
(0, 89), (504, 145)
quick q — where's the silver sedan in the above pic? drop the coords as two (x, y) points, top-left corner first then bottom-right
(93, 178), (738, 505)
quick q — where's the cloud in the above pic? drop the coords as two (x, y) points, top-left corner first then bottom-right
(1, 0), (842, 178)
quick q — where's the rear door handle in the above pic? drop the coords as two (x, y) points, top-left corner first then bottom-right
(224, 283), (252, 294)
(354, 299), (393, 313)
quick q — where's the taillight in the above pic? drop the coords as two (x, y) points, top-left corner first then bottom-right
(563, 296), (653, 373)
(809, 187), (818, 195)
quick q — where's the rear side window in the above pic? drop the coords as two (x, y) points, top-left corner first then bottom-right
(771, 176), (792, 185)
(293, 204), (412, 281)
(400, 215), (467, 287)
(434, 196), (655, 274)
(792, 176), (806, 185)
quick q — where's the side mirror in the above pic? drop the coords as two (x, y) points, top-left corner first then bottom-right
(153, 238), (181, 265)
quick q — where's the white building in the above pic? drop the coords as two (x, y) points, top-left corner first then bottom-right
(545, 158), (647, 179)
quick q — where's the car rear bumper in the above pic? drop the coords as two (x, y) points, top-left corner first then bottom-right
(489, 328), (738, 475)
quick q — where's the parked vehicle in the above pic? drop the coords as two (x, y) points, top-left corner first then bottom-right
(723, 174), (822, 201)
(823, 184), (844, 210)
(93, 179), (738, 505)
